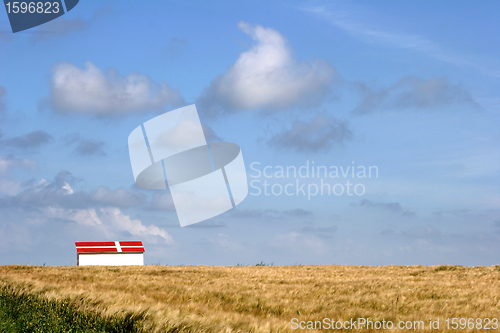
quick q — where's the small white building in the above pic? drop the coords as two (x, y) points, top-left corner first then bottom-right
(75, 241), (145, 266)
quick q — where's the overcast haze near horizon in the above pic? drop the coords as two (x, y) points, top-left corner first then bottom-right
(0, 0), (499, 266)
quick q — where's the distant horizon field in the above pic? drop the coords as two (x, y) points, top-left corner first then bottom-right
(1, 265), (500, 332)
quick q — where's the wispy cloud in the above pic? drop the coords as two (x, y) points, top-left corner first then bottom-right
(302, 5), (500, 78)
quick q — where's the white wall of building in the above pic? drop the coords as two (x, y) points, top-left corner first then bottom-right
(78, 253), (144, 266)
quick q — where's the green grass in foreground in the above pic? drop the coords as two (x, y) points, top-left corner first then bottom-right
(0, 285), (145, 333)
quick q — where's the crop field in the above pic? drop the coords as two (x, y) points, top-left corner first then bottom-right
(0, 265), (499, 332)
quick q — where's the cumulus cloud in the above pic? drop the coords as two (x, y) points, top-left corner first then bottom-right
(49, 61), (185, 115)
(2, 130), (53, 149)
(352, 76), (478, 114)
(0, 170), (172, 246)
(44, 206), (174, 244)
(0, 167), (173, 257)
(0, 174), (84, 209)
(198, 22), (337, 115)
(0, 171), (145, 209)
(44, 206), (102, 226)
(267, 113), (352, 152)
(99, 207), (174, 244)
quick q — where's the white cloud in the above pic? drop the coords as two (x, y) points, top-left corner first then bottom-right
(198, 22), (337, 115)
(99, 207), (174, 244)
(44, 206), (174, 244)
(62, 182), (74, 195)
(49, 61), (185, 115)
(0, 169), (174, 258)
(45, 207), (103, 226)
(0, 171), (146, 209)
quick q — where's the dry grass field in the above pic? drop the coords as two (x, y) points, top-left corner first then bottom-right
(1, 265), (500, 332)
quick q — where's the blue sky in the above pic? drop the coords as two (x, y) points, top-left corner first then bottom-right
(0, 0), (499, 266)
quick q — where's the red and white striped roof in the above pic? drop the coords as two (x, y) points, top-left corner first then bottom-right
(75, 241), (145, 254)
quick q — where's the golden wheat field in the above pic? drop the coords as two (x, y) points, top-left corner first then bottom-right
(1, 265), (500, 332)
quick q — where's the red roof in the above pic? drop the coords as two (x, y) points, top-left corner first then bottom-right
(75, 241), (145, 254)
